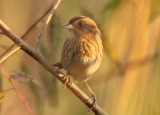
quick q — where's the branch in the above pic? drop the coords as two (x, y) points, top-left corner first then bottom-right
(0, 20), (108, 115)
(35, 0), (61, 51)
(0, 46), (21, 64)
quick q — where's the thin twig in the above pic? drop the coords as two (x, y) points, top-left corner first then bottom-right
(0, 66), (34, 115)
(0, 46), (21, 64)
(0, 3), (53, 64)
(34, 0), (61, 51)
(3, 88), (14, 93)
(0, 19), (108, 115)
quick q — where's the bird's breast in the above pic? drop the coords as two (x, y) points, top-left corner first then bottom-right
(69, 53), (102, 82)
(61, 35), (103, 82)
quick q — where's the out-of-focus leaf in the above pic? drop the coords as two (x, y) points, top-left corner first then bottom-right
(142, 91), (159, 115)
(40, 70), (59, 106)
(49, 16), (63, 61)
(47, 78), (58, 106)
(0, 45), (9, 50)
(101, 31), (124, 74)
(0, 74), (2, 91)
(0, 91), (5, 104)
(150, 0), (160, 21)
(21, 63), (30, 74)
(0, 74), (1, 110)
(10, 71), (33, 83)
(32, 80), (42, 88)
(40, 43), (48, 58)
(28, 82), (43, 115)
(101, 0), (121, 13)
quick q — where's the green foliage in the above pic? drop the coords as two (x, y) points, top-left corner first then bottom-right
(142, 91), (159, 115)
(21, 63), (30, 74)
(47, 78), (58, 106)
(40, 43), (48, 58)
(0, 45), (9, 50)
(0, 91), (5, 104)
(102, 0), (122, 13)
(150, 0), (160, 21)
(49, 16), (64, 62)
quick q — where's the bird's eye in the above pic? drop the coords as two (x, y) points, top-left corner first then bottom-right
(78, 21), (85, 28)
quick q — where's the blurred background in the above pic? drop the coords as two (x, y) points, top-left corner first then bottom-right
(0, 0), (160, 115)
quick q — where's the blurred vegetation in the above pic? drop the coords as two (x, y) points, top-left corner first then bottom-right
(0, 0), (160, 115)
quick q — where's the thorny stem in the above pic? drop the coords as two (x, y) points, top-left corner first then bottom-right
(3, 88), (14, 93)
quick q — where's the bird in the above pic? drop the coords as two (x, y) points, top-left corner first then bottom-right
(54, 16), (103, 110)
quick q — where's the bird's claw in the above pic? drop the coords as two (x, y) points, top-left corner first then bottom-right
(89, 94), (96, 111)
(87, 94), (96, 111)
(63, 74), (72, 90)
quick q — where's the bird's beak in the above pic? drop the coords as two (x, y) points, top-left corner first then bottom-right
(63, 24), (75, 29)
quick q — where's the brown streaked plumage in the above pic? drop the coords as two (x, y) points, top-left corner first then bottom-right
(61, 16), (103, 82)
(54, 16), (103, 110)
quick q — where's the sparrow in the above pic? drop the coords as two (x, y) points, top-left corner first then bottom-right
(54, 16), (103, 110)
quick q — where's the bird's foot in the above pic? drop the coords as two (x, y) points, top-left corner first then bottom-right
(88, 93), (96, 111)
(53, 62), (63, 69)
(63, 73), (72, 90)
